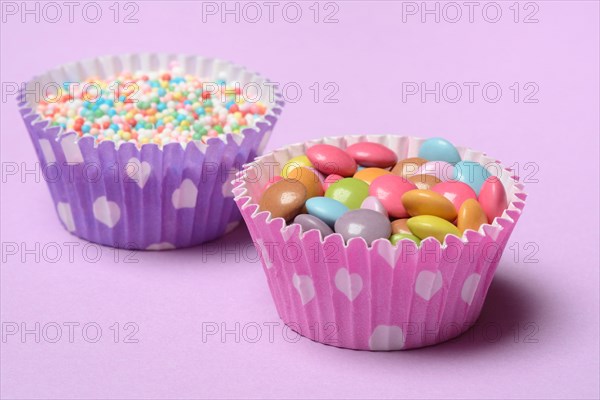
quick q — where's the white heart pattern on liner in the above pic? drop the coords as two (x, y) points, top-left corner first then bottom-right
(171, 179), (198, 209)
(461, 273), (481, 305)
(415, 270), (443, 301)
(92, 196), (121, 228)
(125, 158), (152, 189)
(369, 325), (405, 351)
(335, 268), (363, 301)
(376, 242), (400, 269)
(292, 274), (315, 305)
(56, 202), (75, 232)
(60, 134), (84, 164)
(146, 242), (176, 251)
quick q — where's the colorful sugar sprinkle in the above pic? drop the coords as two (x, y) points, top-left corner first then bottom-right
(36, 62), (270, 148)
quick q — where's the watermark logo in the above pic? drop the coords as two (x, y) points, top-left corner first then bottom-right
(1, 1), (140, 24)
(401, 82), (540, 104)
(200, 1), (340, 24)
(201, 321), (339, 344)
(2, 241), (139, 264)
(2, 321), (140, 343)
(401, 1), (540, 24)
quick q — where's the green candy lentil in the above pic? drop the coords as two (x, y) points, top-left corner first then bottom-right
(407, 215), (461, 243)
(325, 178), (370, 210)
(390, 233), (421, 246)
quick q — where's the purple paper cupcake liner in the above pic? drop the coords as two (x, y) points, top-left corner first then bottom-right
(17, 53), (284, 250)
(233, 135), (526, 350)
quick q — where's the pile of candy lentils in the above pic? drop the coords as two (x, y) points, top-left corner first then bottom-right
(36, 62), (269, 147)
(259, 138), (509, 245)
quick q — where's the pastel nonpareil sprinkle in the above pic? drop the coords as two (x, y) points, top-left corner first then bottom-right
(36, 62), (269, 148)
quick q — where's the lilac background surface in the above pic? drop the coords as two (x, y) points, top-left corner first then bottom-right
(1, 1), (599, 399)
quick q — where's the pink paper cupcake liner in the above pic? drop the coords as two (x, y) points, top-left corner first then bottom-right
(17, 53), (284, 250)
(233, 135), (526, 350)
